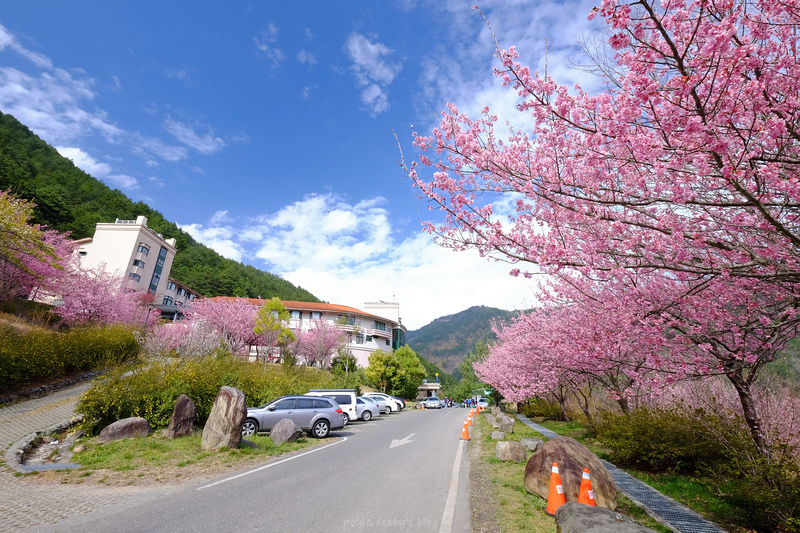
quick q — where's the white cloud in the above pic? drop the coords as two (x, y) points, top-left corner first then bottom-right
(180, 193), (536, 330)
(180, 222), (245, 263)
(345, 33), (402, 116)
(0, 23), (53, 69)
(297, 50), (317, 66)
(254, 23), (285, 68)
(56, 146), (139, 189)
(163, 117), (226, 155)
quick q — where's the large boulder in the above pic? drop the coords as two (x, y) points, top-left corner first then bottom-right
(520, 437), (544, 453)
(484, 414), (499, 428)
(271, 418), (305, 445)
(490, 431), (506, 440)
(201, 386), (247, 451)
(524, 436), (617, 510)
(556, 502), (656, 532)
(97, 417), (152, 443)
(163, 394), (196, 439)
(496, 441), (526, 463)
(498, 414), (515, 434)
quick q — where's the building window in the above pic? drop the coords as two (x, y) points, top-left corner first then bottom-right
(167, 282), (176, 291)
(137, 244), (149, 255)
(311, 311), (322, 320)
(177, 288), (186, 296)
(132, 259), (145, 269)
(386, 339), (390, 346)
(374, 321), (387, 331)
(291, 310), (302, 320)
(163, 296), (173, 305)
(188, 294), (195, 300)
(128, 273), (141, 282)
(366, 335), (373, 342)
(338, 315), (355, 326)
(149, 246), (168, 293)
(356, 334), (364, 344)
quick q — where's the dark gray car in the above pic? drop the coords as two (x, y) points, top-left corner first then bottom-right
(241, 395), (345, 438)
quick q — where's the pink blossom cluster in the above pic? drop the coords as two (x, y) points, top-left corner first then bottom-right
(410, 0), (800, 456)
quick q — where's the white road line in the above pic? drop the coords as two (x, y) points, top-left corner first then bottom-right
(196, 437), (348, 491)
(439, 438), (465, 533)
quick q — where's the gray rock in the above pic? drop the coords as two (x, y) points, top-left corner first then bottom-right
(520, 437), (544, 453)
(496, 441), (526, 463)
(97, 417), (152, 443)
(270, 418), (305, 445)
(498, 415), (515, 434)
(72, 444), (88, 454)
(491, 405), (500, 416)
(201, 386), (247, 451)
(484, 414), (499, 428)
(556, 501), (656, 532)
(163, 394), (196, 439)
(524, 436), (617, 510)
(490, 431), (506, 440)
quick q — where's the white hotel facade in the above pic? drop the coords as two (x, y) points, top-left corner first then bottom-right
(73, 216), (199, 318)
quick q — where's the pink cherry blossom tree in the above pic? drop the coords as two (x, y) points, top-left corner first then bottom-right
(55, 265), (159, 327)
(297, 318), (348, 367)
(185, 297), (263, 356)
(408, 0), (800, 457)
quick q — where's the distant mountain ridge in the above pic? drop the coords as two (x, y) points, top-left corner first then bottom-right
(406, 305), (519, 375)
(0, 111), (319, 302)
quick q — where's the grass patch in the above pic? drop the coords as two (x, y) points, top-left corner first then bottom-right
(33, 430), (324, 487)
(628, 470), (740, 532)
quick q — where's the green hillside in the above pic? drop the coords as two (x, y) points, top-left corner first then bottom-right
(406, 305), (517, 375)
(0, 111), (319, 302)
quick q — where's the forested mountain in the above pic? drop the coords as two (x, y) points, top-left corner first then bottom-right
(406, 305), (518, 375)
(0, 111), (319, 302)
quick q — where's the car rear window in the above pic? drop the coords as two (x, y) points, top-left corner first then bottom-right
(314, 398), (334, 409)
(326, 394), (352, 405)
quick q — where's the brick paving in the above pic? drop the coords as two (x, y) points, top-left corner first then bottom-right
(0, 383), (147, 532)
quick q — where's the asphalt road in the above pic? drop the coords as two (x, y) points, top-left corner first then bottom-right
(37, 406), (472, 533)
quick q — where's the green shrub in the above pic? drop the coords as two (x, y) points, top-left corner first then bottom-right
(519, 398), (568, 421)
(0, 325), (139, 392)
(596, 407), (734, 473)
(76, 356), (336, 434)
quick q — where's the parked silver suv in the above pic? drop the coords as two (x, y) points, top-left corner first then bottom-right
(241, 395), (345, 438)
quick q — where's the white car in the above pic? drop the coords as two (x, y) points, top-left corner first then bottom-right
(422, 397), (443, 409)
(364, 392), (403, 413)
(355, 397), (380, 421)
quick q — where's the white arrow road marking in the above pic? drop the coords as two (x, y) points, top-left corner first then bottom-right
(389, 433), (416, 449)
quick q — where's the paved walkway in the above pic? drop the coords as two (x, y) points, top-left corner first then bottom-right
(516, 414), (727, 533)
(0, 383), (147, 532)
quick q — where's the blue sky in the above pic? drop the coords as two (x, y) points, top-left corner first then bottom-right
(0, 1), (599, 330)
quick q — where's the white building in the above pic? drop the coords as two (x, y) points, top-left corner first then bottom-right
(73, 216), (200, 318)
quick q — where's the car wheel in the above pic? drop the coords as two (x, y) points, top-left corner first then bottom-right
(385, 405), (392, 414)
(362, 410), (372, 422)
(242, 418), (258, 437)
(342, 412), (350, 425)
(311, 419), (330, 438)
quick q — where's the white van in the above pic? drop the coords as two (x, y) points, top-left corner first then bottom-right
(306, 389), (358, 425)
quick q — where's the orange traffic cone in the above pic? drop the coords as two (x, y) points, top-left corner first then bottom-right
(421, 402), (425, 410)
(578, 468), (596, 506)
(467, 415), (473, 426)
(544, 461), (566, 515)
(460, 422), (470, 440)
